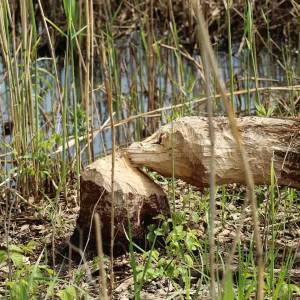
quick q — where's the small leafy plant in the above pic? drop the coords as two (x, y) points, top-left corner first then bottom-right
(135, 212), (201, 299)
(0, 242), (55, 299)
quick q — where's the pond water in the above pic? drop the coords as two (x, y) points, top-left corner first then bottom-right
(0, 41), (298, 168)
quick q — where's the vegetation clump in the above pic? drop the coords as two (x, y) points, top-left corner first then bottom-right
(0, 0), (300, 299)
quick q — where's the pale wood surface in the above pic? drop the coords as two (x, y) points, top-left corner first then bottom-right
(127, 116), (300, 189)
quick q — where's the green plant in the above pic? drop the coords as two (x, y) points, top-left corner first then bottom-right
(255, 102), (275, 117)
(135, 212), (201, 299)
(18, 131), (62, 194)
(0, 244), (54, 299)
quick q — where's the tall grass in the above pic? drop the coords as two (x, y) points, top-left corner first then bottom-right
(0, 1), (299, 299)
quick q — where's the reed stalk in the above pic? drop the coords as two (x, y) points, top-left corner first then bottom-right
(94, 213), (109, 300)
(101, 36), (116, 292)
(226, 0), (235, 108)
(84, 0), (92, 162)
(191, 1), (265, 299)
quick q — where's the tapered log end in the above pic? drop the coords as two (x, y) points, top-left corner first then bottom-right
(127, 116), (300, 189)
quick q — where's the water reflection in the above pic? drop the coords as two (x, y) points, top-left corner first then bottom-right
(0, 45), (297, 169)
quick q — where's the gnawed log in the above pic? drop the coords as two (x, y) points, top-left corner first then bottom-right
(70, 154), (169, 254)
(127, 116), (300, 189)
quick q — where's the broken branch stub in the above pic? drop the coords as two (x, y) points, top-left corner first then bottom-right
(127, 116), (300, 189)
(71, 154), (169, 254)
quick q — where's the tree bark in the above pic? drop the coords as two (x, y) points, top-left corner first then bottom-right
(127, 116), (300, 189)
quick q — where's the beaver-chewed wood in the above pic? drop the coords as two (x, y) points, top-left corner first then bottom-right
(70, 153), (169, 255)
(127, 116), (300, 189)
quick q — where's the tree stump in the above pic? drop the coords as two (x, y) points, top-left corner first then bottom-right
(70, 153), (169, 255)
